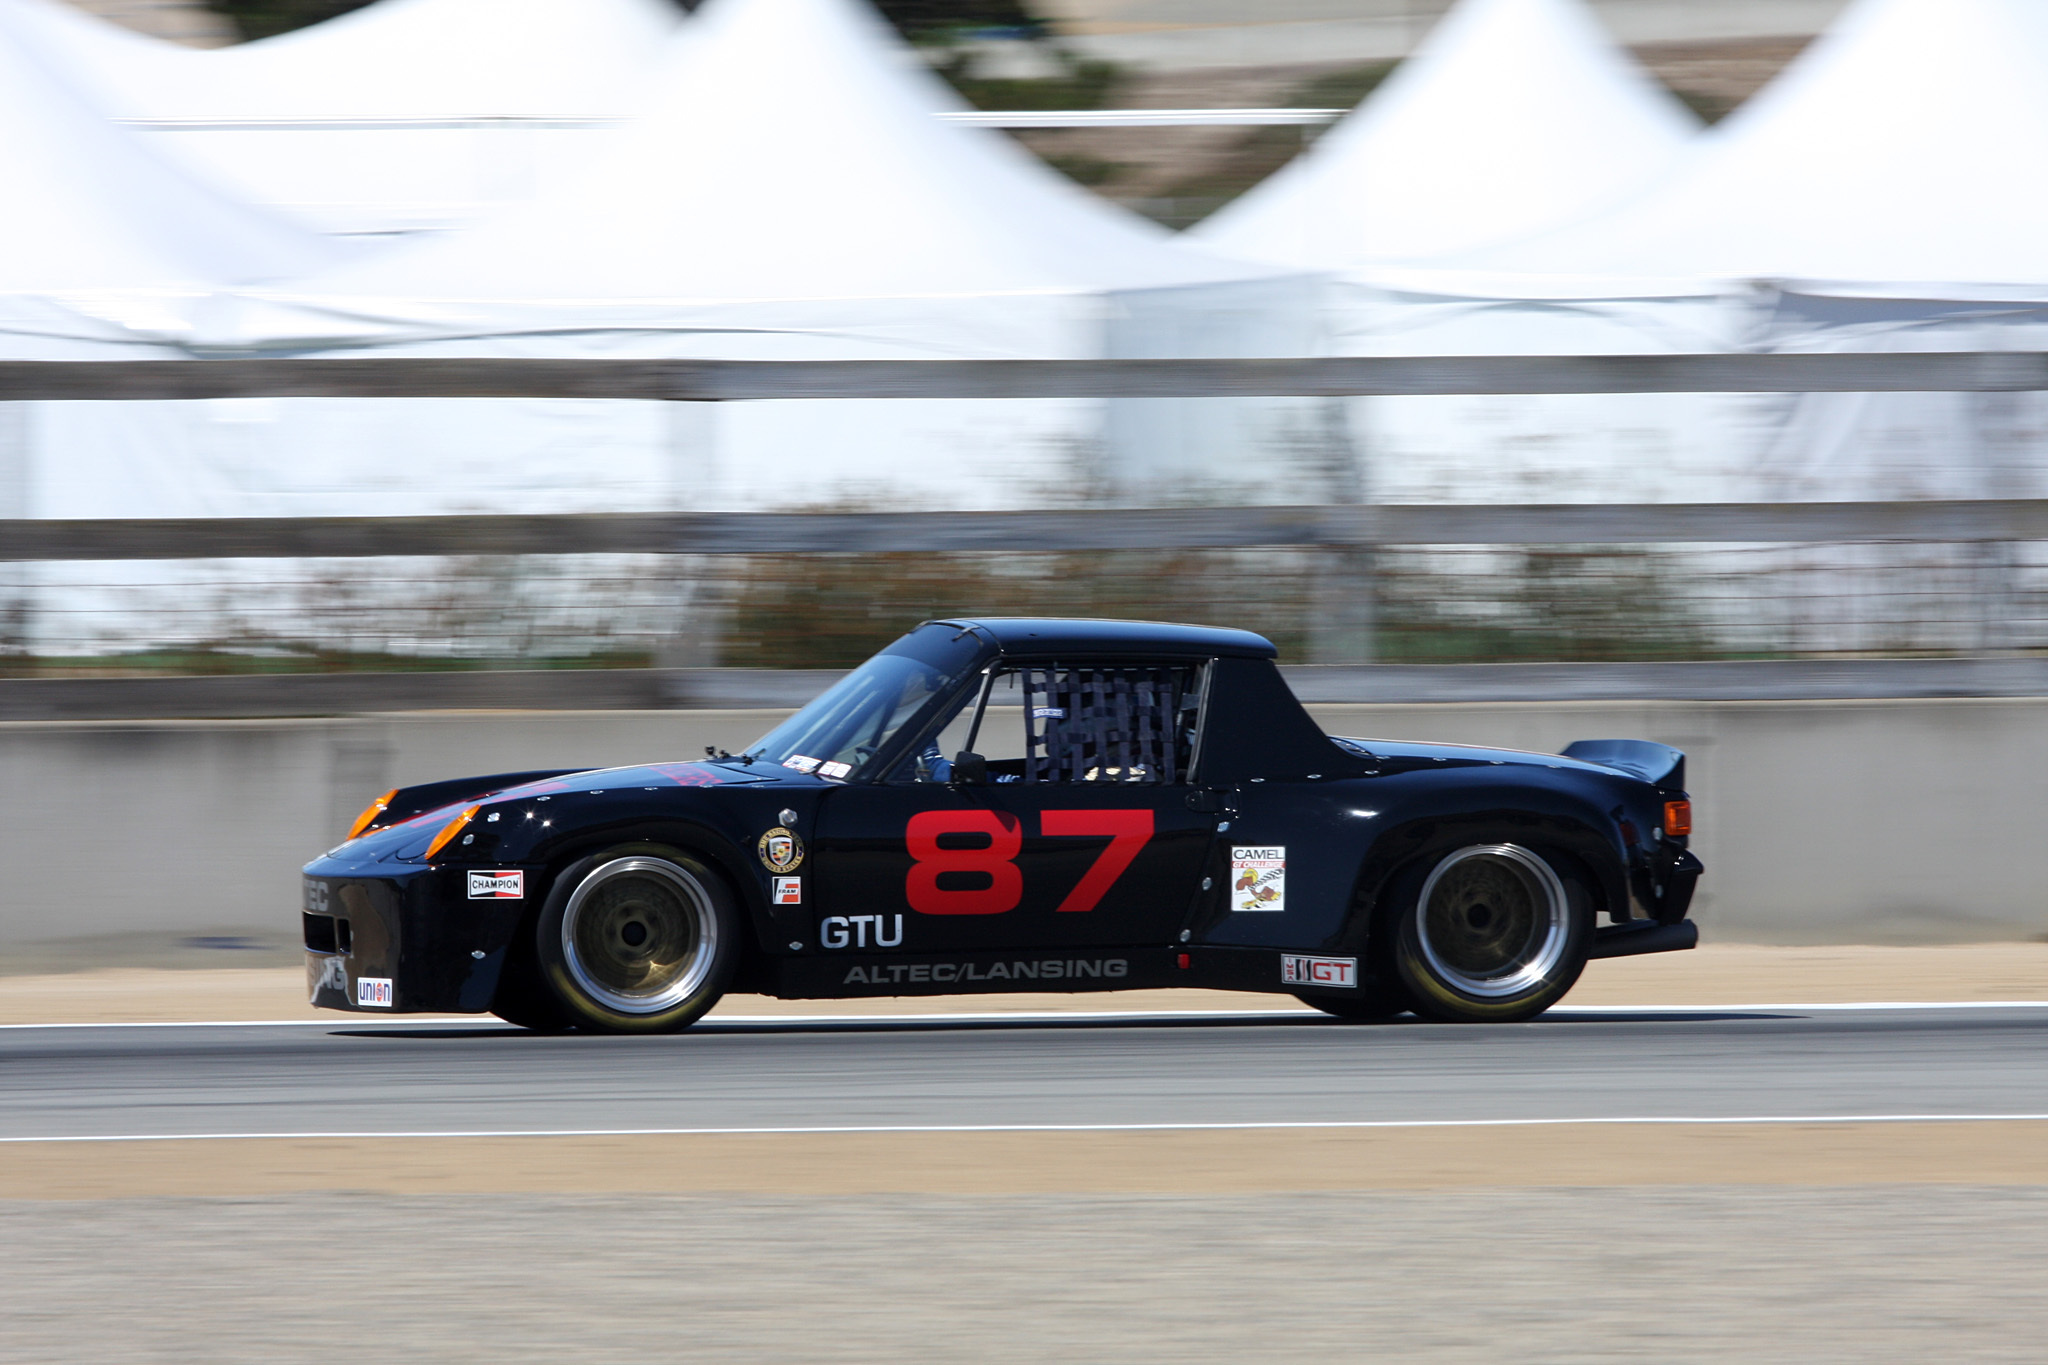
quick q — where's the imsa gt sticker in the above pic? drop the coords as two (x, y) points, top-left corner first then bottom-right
(1281, 954), (1357, 989)
(356, 976), (395, 1007)
(467, 870), (524, 899)
(1231, 846), (1285, 912)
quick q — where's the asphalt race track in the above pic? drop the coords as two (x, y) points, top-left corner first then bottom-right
(4, 1004), (2047, 1141)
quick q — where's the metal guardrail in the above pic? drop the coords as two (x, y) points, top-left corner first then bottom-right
(6, 353), (2048, 401)
(4, 501), (2045, 561)
(11, 660), (2048, 721)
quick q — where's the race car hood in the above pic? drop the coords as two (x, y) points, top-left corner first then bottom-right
(326, 760), (774, 865)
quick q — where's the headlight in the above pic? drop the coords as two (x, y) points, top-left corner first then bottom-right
(424, 805), (482, 860)
(345, 788), (398, 841)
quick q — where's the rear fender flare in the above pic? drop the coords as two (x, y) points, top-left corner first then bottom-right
(1339, 812), (1623, 959)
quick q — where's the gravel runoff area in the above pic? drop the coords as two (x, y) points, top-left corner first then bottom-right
(1, 943), (2044, 1024)
(3, 1187), (2045, 1363)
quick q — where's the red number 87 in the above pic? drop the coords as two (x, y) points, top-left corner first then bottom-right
(905, 809), (1154, 916)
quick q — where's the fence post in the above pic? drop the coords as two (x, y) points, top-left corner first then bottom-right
(1308, 545), (1376, 664)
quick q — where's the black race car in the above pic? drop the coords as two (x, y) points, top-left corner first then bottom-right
(302, 618), (1701, 1031)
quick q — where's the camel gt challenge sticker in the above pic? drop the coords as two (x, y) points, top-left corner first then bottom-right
(758, 826), (805, 873)
(1231, 846), (1285, 912)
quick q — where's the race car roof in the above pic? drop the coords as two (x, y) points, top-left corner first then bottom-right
(936, 618), (1278, 660)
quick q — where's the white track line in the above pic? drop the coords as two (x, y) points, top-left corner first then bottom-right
(7, 1114), (2048, 1144)
(3, 1001), (2048, 1030)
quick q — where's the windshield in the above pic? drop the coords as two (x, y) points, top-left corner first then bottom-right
(744, 624), (985, 779)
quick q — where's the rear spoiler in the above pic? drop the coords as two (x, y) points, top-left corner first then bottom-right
(1561, 739), (1685, 794)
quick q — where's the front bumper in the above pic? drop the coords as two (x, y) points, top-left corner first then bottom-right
(302, 865), (530, 1014)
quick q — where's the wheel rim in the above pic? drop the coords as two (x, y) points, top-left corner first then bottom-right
(1415, 844), (1569, 999)
(560, 857), (718, 1015)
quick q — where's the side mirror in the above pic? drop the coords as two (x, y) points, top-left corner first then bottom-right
(951, 751), (988, 786)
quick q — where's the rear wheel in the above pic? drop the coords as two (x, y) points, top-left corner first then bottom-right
(1394, 842), (1591, 1023)
(536, 845), (739, 1033)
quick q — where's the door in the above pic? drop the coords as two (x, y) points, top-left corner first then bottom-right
(814, 662), (1213, 954)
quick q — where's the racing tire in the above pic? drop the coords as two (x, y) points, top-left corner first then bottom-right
(1292, 985), (1410, 1021)
(535, 844), (741, 1034)
(1392, 842), (1592, 1024)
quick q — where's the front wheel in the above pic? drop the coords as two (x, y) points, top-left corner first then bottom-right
(1393, 842), (1591, 1023)
(536, 846), (739, 1033)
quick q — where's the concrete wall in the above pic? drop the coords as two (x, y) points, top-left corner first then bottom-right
(3, 699), (2043, 960)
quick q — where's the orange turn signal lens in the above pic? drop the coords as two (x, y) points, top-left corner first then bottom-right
(424, 805), (482, 861)
(1663, 800), (1693, 837)
(345, 788), (398, 841)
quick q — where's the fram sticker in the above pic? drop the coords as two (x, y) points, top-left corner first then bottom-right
(773, 876), (803, 906)
(356, 977), (395, 1007)
(467, 870), (524, 899)
(1231, 846), (1285, 912)
(1281, 955), (1357, 989)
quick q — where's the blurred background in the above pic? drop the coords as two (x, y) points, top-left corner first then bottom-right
(14, 0), (2027, 679)
(8, 7), (2048, 1364)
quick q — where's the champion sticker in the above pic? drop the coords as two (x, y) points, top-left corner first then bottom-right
(1231, 846), (1285, 912)
(467, 870), (524, 899)
(356, 976), (395, 1008)
(1281, 955), (1357, 989)
(758, 826), (805, 873)
(773, 875), (803, 906)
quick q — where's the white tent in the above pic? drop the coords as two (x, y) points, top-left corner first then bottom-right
(0, 5), (333, 352)
(0, 6), (337, 528)
(1190, 0), (1712, 507)
(1379, 0), (2048, 506)
(1346, 0), (2048, 655)
(199, 0), (1320, 515)
(0, 9), (347, 652)
(1193, 0), (1698, 273)
(1390, 0), (2048, 300)
(3, 0), (685, 236)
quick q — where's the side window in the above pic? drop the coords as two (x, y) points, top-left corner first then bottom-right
(1021, 665), (1200, 785)
(898, 663), (1203, 784)
(924, 670), (1029, 775)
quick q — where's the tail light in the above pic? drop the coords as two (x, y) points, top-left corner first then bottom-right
(1663, 800), (1693, 837)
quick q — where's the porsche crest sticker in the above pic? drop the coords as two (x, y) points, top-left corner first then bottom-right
(758, 826), (805, 873)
